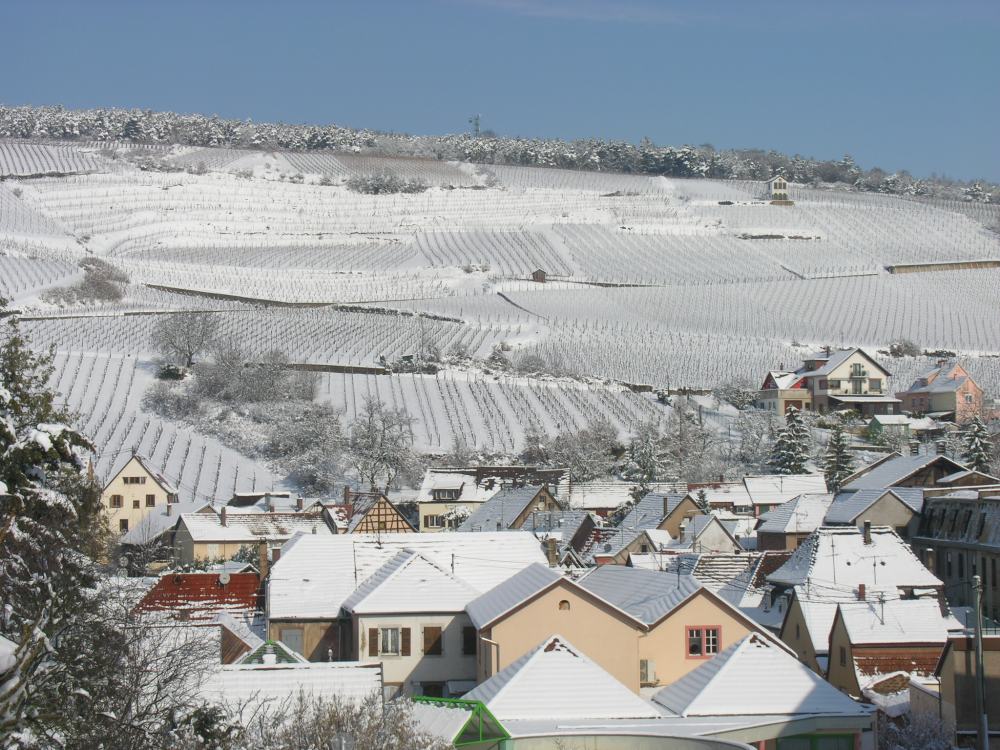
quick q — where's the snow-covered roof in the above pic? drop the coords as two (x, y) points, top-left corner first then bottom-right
(617, 492), (686, 530)
(576, 566), (702, 626)
(464, 636), (661, 720)
(199, 661), (382, 715)
(466, 563), (562, 629)
(652, 634), (868, 718)
(837, 599), (956, 646)
(178, 509), (334, 543)
(870, 415), (912, 426)
(824, 488), (924, 525)
(342, 550), (480, 614)
(268, 532), (547, 620)
(120, 498), (213, 545)
(757, 493), (835, 535)
(458, 485), (545, 532)
(687, 483), (753, 508)
(743, 474), (827, 505)
(764, 370), (802, 390)
(569, 480), (684, 510)
(840, 453), (966, 491)
(800, 348), (886, 378)
(767, 526), (941, 590)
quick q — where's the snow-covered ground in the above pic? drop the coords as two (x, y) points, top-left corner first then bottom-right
(4, 139), (999, 496)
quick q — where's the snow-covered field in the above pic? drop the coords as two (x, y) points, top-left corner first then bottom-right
(3, 139), (999, 497)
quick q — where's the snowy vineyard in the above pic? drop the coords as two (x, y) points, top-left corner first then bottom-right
(3, 137), (1000, 497)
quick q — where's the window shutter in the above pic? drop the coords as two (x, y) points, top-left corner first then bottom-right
(368, 628), (379, 657)
(462, 626), (476, 656)
(401, 628), (411, 656)
(423, 626), (442, 655)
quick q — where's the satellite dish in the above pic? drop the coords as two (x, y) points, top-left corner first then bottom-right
(218, 571), (231, 586)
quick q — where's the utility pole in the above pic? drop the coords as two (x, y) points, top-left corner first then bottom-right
(973, 575), (989, 750)
(468, 114), (481, 138)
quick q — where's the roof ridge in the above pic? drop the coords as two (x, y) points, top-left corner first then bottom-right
(679, 635), (751, 717)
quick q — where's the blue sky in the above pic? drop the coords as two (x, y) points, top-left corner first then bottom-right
(2, 0), (998, 180)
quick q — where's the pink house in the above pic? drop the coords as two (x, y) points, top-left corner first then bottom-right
(895, 361), (984, 424)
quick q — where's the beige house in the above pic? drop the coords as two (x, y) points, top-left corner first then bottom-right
(935, 633), (1000, 749)
(173, 507), (335, 564)
(415, 466), (568, 532)
(101, 454), (179, 535)
(757, 348), (898, 417)
(766, 175), (789, 200)
(457, 485), (562, 532)
(343, 550), (480, 697)
(467, 563), (783, 693)
(266, 531), (548, 665)
(825, 599), (952, 699)
(823, 487), (924, 539)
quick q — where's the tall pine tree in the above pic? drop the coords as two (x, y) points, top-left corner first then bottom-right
(962, 416), (992, 473)
(823, 425), (855, 491)
(769, 406), (810, 475)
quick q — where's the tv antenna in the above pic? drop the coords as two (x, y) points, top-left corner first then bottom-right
(468, 114), (481, 138)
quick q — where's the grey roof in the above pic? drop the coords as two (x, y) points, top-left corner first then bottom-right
(841, 453), (966, 491)
(801, 348), (886, 378)
(757, 493), (835, 534)
(466, 563), (562, 629)
(576, 566), (702, 625)
(520, 510), (590, 537)
(579, 526), (646, 564)
(458, 486), (545, 532)
(340, 551), (411, 612)
(824, 488), (924, 524)
(120, 498), (212, 545)
(618, 492), (685, 531)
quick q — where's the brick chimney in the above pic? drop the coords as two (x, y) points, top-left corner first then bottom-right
(857, 583), (866, 601)
(863, 519), (872, 545)
(166, 502), (172, 517)
(935, 441), (947, 455)
(909, 441), (920, 456)
(296, 496), (304, 511)
(220, 506), (227, 527)
(264, 492), (273, 512)
(544, 538), (559, 567)
(257, 540), (269, 578)
(343, 486), (352, 503)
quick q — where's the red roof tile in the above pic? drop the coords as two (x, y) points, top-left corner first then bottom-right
(135, 572), (261, 621)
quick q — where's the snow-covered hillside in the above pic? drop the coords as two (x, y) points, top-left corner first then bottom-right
(3, 139), (999, 496)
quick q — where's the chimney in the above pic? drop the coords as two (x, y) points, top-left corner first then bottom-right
(863, 520), (872, 545)
(663, 495), (672, 516)
(909, 440), (920, 457)
(679, 522), (688, 543)
(925, 547), (936, 573)
(296, 496), (304, 511)
(823, 345), (831, 356)
(258, 540), (269, 579)
(272, 547), (281, 563)
(544, 538), (559, 567)
(220, 506), (227, 527)
(166, 503), (172, 517)
(857, 583), (866, 601)
(264, 492), (273, 512)
(935, 440), (947, 456)
(343, 485), (352, 503)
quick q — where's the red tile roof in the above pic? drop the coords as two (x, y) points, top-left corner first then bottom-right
(853, 648), (942, 679)
(135, 572), (261, 621)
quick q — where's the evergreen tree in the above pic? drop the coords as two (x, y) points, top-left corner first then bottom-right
(623, 420), (667, 485)
(769, 407), (810, 475)
(0, 308), (106, 738)
(962, 416), (992, 473)
(823, 425), (855, 491)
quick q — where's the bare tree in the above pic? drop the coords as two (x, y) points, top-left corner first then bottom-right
(348, 397), (417, 493)
(151, 312), (219, 368)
